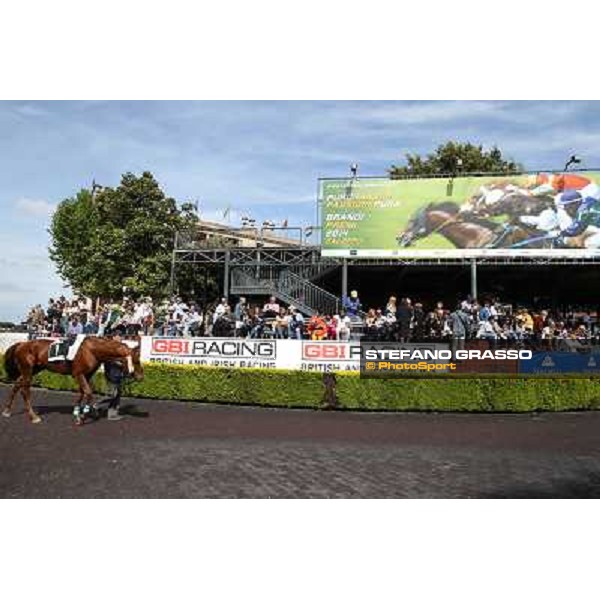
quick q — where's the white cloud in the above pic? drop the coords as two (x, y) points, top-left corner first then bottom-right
(0, 231), (66, 322)
(12, 103), (50, 118)
(15, 198), (56, 217)
(200, 208), (242, 224)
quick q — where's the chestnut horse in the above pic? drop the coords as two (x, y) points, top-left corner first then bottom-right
(397, 202), (499, 248)
(2, 336), (143, 425)
(397, 202), (544, 249)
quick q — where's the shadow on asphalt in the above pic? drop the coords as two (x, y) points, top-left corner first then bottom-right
(33, 402), (150, 419)
(483, 472), (600, 498)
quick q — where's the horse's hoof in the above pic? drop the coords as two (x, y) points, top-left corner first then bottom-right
(31, 415), (42, 424)
(2, 410), (11, 418)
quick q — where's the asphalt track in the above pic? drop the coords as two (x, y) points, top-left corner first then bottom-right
(2, 384), (600, 498)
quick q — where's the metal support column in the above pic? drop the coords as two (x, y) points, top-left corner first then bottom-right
(169, 253), (176, 296)
(342, 258), (348, 299)
(224, 249), (231, 299)
(169, 232), (178, 296)
(470, 258), (478, 300)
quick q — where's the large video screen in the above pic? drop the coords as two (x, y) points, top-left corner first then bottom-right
(320, 172), (600, 257)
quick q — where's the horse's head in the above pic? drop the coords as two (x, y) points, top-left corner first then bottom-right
(121, 339), (144, 381)
(130, 344), (144, 381)
(397, 206), (429, 247)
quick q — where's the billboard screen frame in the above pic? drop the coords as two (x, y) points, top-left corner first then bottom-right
(318, 170), (600, 259)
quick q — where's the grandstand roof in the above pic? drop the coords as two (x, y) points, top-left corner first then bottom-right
(191, 219), (305, 248)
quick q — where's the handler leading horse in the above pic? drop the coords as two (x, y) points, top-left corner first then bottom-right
(2, 336), (143, 425)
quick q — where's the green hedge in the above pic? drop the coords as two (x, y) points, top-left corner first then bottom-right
(1, 354), (599, 412)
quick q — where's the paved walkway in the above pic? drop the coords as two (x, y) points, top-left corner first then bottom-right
(2, 384), (600, 498)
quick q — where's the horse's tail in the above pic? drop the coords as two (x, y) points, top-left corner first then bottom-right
(3, 343), (22, 381)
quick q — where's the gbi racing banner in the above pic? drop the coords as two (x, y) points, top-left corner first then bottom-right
(143, 337), (278, 369)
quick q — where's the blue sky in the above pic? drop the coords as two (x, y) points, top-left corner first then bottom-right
(1, 100), (600, 321)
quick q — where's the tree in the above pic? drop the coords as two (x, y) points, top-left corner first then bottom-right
(389, 141), (522, 178)
(49, 172), (199, 300)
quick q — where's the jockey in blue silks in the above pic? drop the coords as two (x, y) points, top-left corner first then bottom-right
(554, 183), (600, 248)
(342, 290), (362, 318)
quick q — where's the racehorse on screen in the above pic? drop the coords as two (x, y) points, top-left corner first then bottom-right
(2, 337), (143, 425)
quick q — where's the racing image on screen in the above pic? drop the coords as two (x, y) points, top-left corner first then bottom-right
(321, 172), (600, 258)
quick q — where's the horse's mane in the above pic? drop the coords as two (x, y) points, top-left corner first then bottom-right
(84, 336), (138, 353)
(427, 201), (460, 214)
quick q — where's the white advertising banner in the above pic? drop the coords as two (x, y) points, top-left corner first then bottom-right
(141, 337), (280, 369)
(0, 332), (28, 353)
(141, 337), (450, 372)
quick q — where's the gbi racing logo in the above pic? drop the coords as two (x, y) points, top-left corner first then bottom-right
(302, 343), (360, 361)
(152, 339), (190, 354)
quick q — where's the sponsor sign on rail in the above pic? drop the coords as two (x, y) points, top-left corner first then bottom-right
(0, 332), (28, 353)
(144, 337), (279, 369)
(141, 337), (454, 372)
(140, 337), (600, 377)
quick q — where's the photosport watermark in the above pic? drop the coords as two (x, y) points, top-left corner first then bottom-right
(357, 342), (600, 378)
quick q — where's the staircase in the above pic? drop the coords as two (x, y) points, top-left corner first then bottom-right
(230, 266), (342, 316)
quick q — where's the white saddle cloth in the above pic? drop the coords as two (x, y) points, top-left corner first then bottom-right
(48, 334), (87, 362)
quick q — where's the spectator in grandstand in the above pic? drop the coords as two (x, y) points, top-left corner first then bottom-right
(83, 314), (99, 335)
(396, 298), (413, 342)
(131, 297), (153, 335)
(183, 304), (203, 337)
(262, 296), (280, 318)
(412, 302), (425, 340)
(460, 295), (474, 313)
(479, 301), (491, 322)
(336, 313), (351, 341)
(489, 300), (499, 319)
(213, 305), (235, 337)
(274, 308), (290, 339)
(516, 308), (534, 335)
(248, 306), (265, 339)
(343, 290), (362, 318)
(50, 317), (63, 336)
(46, 298), (61, 322)
(541, 318), (556, 349)
(425, 308), (444, 340)
(169, 296), (188, 322)
(67, 316), (83, 338)
(375, 309), (389, 340)
(103, 301), (125, 336)
(213, 297), (230, 324)
(326, 315), (338, 340)
(153, 299), (171, 336)
(476, 315), (497, 342)
(307, 312), (328, 340)
(288, 307), (305, 340)
(385, 296), (397, 317)
(364, 309), (377, 339)
(234, 296), (248, 321)
(233, 297), (249, 337)
(449, 305), (470, 351)
(532, 310), (547, 341)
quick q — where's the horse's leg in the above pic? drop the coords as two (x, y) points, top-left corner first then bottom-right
(21, 370), (41, 424)
(81, 374), (97, 420)
(73, 373), (93, 425)
(2, 377), (23, 417)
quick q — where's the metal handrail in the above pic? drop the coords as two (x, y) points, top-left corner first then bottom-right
(230, 266), (342, 316)
(277, 271), (341, 315)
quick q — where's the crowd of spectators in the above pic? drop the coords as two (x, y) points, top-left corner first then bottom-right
(347, 292), (600, 350)
(22, 290), (599, 349)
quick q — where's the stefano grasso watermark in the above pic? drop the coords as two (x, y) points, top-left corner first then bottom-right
(359, 343), (534, 378)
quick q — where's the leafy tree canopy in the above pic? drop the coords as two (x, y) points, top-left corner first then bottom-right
(49, 172), (199, 300)
(389, 141), (522, 178)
